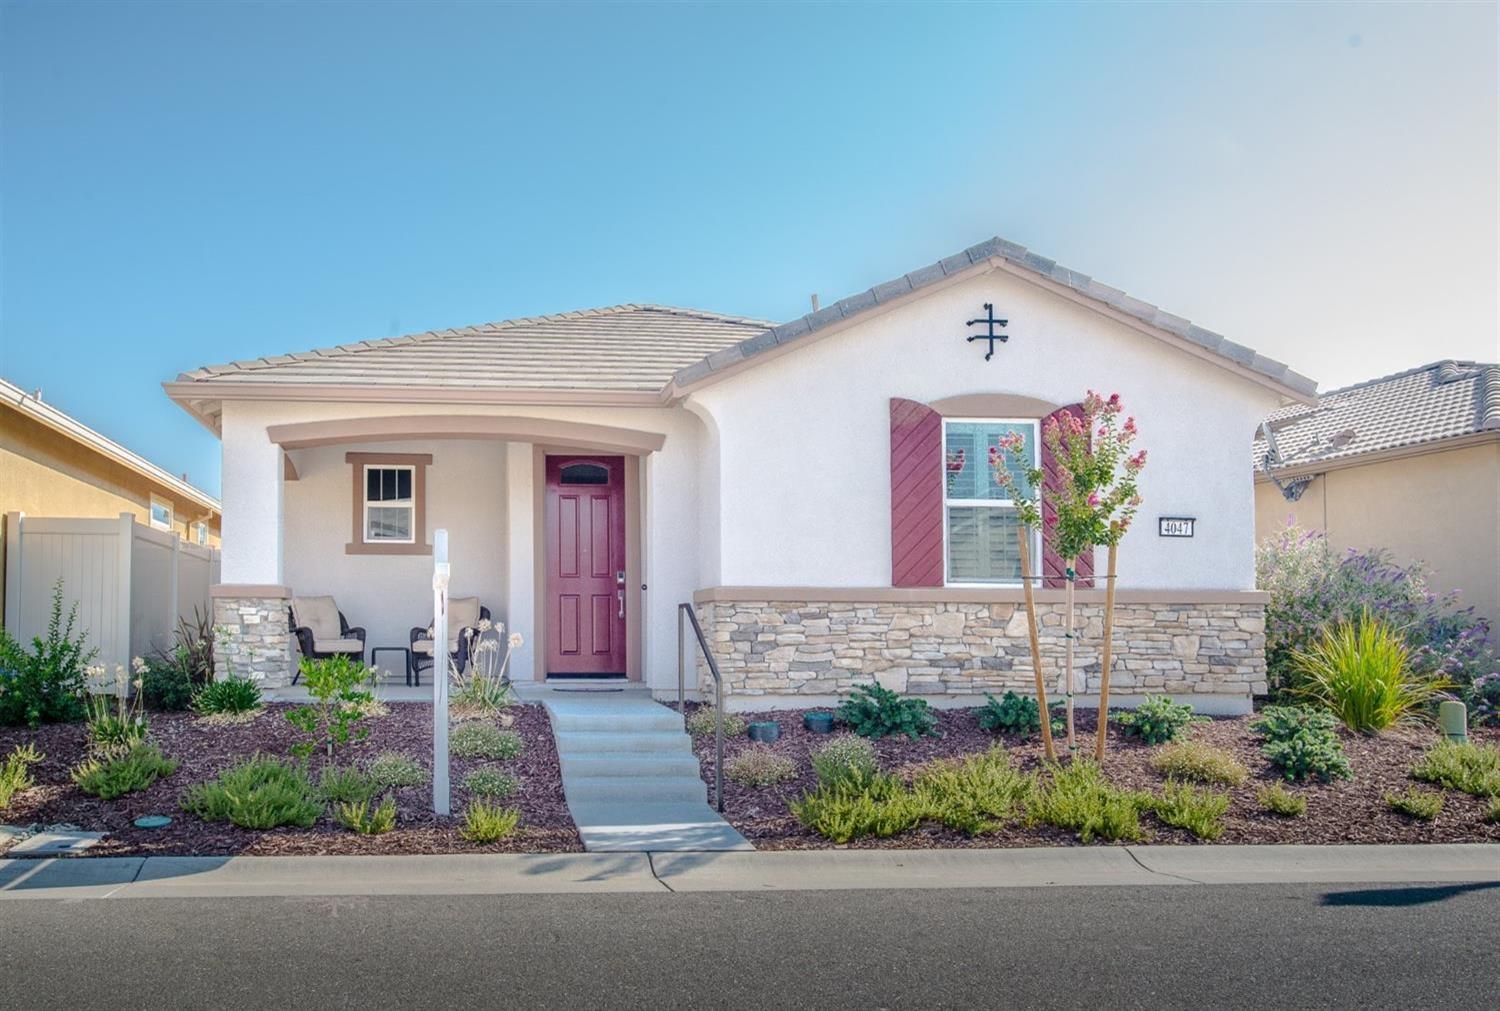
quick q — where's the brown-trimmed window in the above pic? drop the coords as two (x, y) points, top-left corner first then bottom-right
(346, 452), (431, 555)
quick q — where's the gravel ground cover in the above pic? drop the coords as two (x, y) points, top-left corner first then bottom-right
(0, 702), (583, 855)
(688, 704), (1500, 848)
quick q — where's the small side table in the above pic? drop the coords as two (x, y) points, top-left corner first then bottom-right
(370, 646), (414, 687)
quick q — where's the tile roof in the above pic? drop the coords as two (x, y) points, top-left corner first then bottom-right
(1254, 360), (1500, 472)
(669, 235), (1319, 400)
(1, 376), (220, 512)
(175, 304), (771, 392)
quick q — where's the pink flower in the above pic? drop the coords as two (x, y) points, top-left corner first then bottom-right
(1128, 450), (1148, 469)
(1086, 492), (1101, 507)
(1129, 493), (1142, 506)
(1123, 416), (1137, 434)
(1107, 393), (1120, 409)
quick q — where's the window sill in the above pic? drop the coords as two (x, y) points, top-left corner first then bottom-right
(345, 541), (432, 556)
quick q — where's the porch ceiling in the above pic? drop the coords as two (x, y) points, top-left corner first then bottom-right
(265, 414), (667, 454)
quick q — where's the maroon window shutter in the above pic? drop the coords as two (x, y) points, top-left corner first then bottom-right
(1040, 403), (1096, 590)
(890, 397), (944, 587)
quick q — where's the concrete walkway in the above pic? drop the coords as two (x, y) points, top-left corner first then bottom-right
(538, 688), (750, 852)
(1, 845), (1494, 900)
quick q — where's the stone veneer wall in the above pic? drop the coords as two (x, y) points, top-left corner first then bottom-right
(697, 597), (1266, 705)
(212, 594), (295, 688)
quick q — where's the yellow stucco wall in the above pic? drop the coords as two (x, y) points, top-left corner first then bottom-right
(1255, 440), (1500, 637)
(1, 405), (221, 623)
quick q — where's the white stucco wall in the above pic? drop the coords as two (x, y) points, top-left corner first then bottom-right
(216, 400), (707, 690)
(688, 269), (1287, 591)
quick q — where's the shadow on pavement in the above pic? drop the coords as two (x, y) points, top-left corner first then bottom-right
(1320, 881), (1500, 908)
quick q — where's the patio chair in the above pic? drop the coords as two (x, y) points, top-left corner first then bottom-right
(288, 595), (367, 682)
(409, 596), (490, 684)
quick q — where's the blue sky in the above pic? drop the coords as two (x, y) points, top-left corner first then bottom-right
(1, 2), (1495, 498)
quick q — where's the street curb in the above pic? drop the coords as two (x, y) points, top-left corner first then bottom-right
(0, 844), (1495, 900)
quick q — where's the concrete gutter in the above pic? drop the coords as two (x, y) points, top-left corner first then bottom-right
(1, 845), (1495, 900)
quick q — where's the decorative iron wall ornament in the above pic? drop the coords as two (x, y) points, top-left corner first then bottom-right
(965, 303), (1009, 360)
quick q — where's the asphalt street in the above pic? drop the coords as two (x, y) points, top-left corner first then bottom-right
(3, 880), (1496, 1009)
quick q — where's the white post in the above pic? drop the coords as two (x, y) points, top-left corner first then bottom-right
(432, 528), (451, 816)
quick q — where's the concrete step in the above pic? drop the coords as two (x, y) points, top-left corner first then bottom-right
(548, 709), (685, 734)
(559, 751), (704, 779)
(567, 801), (753, 852)
(553, 730), (693, 755)
(564, 775), (707, 805)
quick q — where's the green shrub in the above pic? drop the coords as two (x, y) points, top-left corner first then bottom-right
(1256, 525), (1493, 698)
(286, 655), (375, 760)
(459, 800), (521, 843)
(0, 581), (94, 726)
(462, 768), (519, 798)
(181, 755), (323, 829)
(1252, 705), (1353, 782)
(725, 746), (796, 788)
(334, 796), (396, 835)
(975, 691), (1061, 739)
(192, 677), (263, 716)
(0, 743), (44, 808)
(84, 680), (149, 759)
(1150, 781), (1231, 840)
(450, 722), (524, 760)
(836, 682), (937, 740)
(790, 773), (924, 843)
(1257, 782), (1307, 817)
(810, 735), (879, 789)
(1114, 696), (1198, 745)
(1150, 741), (1248, 786)
(71, 742), (178, 800)
(1410, 741), (1500, 798)
(1385, 787), (1444, 821)
(318, 764), (378, 804)
(1484, 796), (1500, 824)
(1291, 613), (1451, 733)
(1027, 760), (1150, 843)
(685, 705), (747, 739)
(911, 748), (1037, 835)
(140, 653), (196, 711)
(366, 752), (427, 790)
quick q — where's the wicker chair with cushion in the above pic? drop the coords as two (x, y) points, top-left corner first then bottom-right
(409, 596), (490, 684)
(288, 595), (367, 682)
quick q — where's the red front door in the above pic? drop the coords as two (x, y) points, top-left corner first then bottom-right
(545, 456), (627, 676)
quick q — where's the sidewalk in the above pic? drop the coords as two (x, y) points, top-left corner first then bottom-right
(1, 844), (1494, 900)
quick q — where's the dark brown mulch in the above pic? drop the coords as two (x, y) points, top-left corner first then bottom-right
(0, 702), (583, 856)
(688, 703), (1500, 849)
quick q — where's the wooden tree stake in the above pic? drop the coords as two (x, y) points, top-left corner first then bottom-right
(1094, 542), (1119, 762)
(1016, 527), (1055, 762)
(1064, 559), (1076, 754)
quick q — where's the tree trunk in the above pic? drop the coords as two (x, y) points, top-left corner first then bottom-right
(1094, 542), (1119, 762)
(1016, 527), (1055, 762)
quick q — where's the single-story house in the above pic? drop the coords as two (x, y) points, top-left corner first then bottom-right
(167, 236), (1317, 714)
(1255, 359), (1500, 638)
(3, 376), (221, 632)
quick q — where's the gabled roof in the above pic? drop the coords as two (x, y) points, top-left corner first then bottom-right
(1, 376), (220, 513)
(1254, 360), (1500, 474)
(166, 235), (1318, 434)
(667, 236), (1319, 402)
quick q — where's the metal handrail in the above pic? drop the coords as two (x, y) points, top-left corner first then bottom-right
(677, 602), (724, 813)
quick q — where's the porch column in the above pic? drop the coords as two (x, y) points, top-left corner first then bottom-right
(503, 443), (536, 681)
(212, 406), (294, 687)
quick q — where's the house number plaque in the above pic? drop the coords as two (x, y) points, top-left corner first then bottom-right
(1158, 517), (1195, 538)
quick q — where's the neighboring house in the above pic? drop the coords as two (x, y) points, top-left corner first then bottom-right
(166, 236), (1316, 713)
(1254, 360), (1500, 637)
(2, 377), (222, 627)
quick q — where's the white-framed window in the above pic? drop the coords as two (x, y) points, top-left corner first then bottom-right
(363, 465), (415, 544)
(149, 495), (173, 532)
(942, 418), (1039, 586)
(190, 521), (209, 546)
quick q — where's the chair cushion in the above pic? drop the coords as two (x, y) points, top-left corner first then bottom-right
(293, 596), (342, 641)
(449, 596), (481, 631)
(412, 637), (460, 655)
(313, 637), (364, 654)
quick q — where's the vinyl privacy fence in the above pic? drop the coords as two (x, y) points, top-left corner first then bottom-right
(3, 512), (220, 676)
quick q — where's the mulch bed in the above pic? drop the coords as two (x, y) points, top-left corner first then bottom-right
(689, 704), (1500, 849)
(0, 702), (583, 856)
